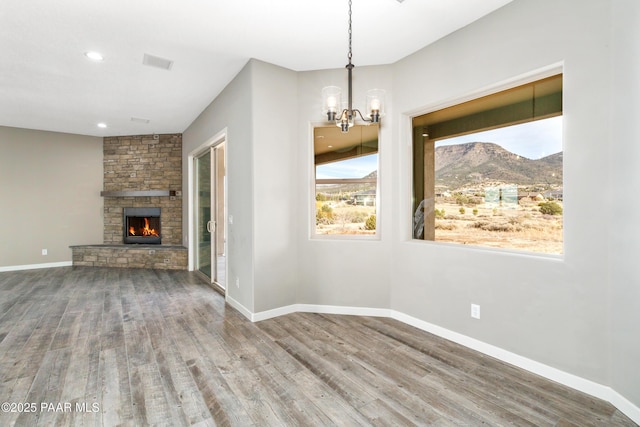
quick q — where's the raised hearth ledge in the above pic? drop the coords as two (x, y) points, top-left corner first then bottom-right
(70, 244), (187, 270)
(70, 244), (186, 250)
(100, 190), (177, 197)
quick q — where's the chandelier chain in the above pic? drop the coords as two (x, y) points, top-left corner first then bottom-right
(348, 0), (353, 63)
(321, 0), (382, 132)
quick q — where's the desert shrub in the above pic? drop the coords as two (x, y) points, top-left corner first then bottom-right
(435, 222), (457, 230)
(350, 211), (369, 223)
(459, 207), (466, 215)
(538, 201), (563, 215)
(470, 221), (520, 232)
(435, 208), (446, 219)
(316, 193), (327, 201)
(472, 208), (478, 216)
(454, 194), (481, 206)
(508, 217), (523, 225)
(316, 204), (334, 225)
(364, 214), (376, 230)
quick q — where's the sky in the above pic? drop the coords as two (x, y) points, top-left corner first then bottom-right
(316, 154), (378, 180)
(435, 115), (563, 160)
(316, 116), (563, 179)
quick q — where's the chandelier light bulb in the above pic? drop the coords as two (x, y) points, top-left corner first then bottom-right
(327, 96), (337, 110)
(322, 86), (342, 121)
(366, 89), (385, 123)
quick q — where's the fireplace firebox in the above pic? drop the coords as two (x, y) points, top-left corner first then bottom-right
(123, 207), (161, 244)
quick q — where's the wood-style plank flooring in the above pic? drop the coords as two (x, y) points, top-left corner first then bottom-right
(0, 267), (636, 426)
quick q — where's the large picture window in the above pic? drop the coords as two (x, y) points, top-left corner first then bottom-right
(412, 74), (563, 254)
(314, 124), (379, 236)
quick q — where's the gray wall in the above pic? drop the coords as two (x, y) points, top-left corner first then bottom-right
(0, 126), (102, 267)
(390, 0), (630, 397)
(296, 65), (394, 309)
(610, 0), (640, 408)
(251, 60), (299, 312)
(293, 0), (638, 411)
(182, 60), (256, 311)
(183, 59), (300, 313)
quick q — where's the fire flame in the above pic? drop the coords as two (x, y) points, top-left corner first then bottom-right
(128, 218), (159, 237)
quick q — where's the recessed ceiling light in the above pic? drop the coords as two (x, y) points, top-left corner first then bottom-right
(97, 123), (107, 128)
(85, 51), (104, 61)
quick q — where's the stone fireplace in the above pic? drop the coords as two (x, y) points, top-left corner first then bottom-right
(102, 134), (182, 245)
(71, 133), (187, 269)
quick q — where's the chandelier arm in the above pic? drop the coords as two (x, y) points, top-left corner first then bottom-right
(351, 109), (373, 123)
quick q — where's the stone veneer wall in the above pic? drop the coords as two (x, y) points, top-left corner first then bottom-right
(103, 134), (182, 245)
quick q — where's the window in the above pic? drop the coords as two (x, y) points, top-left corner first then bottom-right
(314, 124), (379, 236)
(412, 74), (563, 254)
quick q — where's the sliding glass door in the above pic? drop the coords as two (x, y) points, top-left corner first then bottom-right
(194, 142), (226, 289)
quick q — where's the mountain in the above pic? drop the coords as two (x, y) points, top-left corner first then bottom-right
(435, 142), (562, 189)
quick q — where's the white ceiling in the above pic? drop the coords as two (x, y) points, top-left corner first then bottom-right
(0, 0), (513, 137)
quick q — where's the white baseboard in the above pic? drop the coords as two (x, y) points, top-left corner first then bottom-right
(390, 311), (613, 405)
(249, 303), (640, 425)
(251, 303), (390, 322)
(225, 295), (254, 320)
(0, 261), (72, 272)
(610, 391), (640, 425)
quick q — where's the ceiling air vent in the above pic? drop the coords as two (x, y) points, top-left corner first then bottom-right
(142, 53), (174, 71)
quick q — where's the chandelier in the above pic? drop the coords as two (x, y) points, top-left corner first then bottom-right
(322, 0), (385, 133)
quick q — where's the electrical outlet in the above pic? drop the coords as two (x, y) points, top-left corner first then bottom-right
(41, 249), (48, 256)
(471, 304), (481, 319)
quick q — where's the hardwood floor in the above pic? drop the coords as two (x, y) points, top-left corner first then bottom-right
(0, 267), (636, 427)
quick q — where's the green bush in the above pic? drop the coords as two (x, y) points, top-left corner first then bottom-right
(364, 214), (376, 230)
(350, 211), (369, 223)
(538, 201), (563, 215)
(459, 207), (466, 215)
(435, 208), (446, 219)
(472, 208), (478, 216)
(316, 204), (334, 225)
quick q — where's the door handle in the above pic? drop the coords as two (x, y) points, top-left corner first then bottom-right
(207, 220), (216, 233)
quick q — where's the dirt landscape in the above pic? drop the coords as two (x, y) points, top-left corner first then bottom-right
(315, 202), (377, 235)
(315, 197), (563, 255)
(431, 199), (563, 254)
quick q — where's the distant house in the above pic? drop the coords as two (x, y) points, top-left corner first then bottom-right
(352, 190), (376, 206)
(544, 189), (564, 200)
(485, 185), (518, 208)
